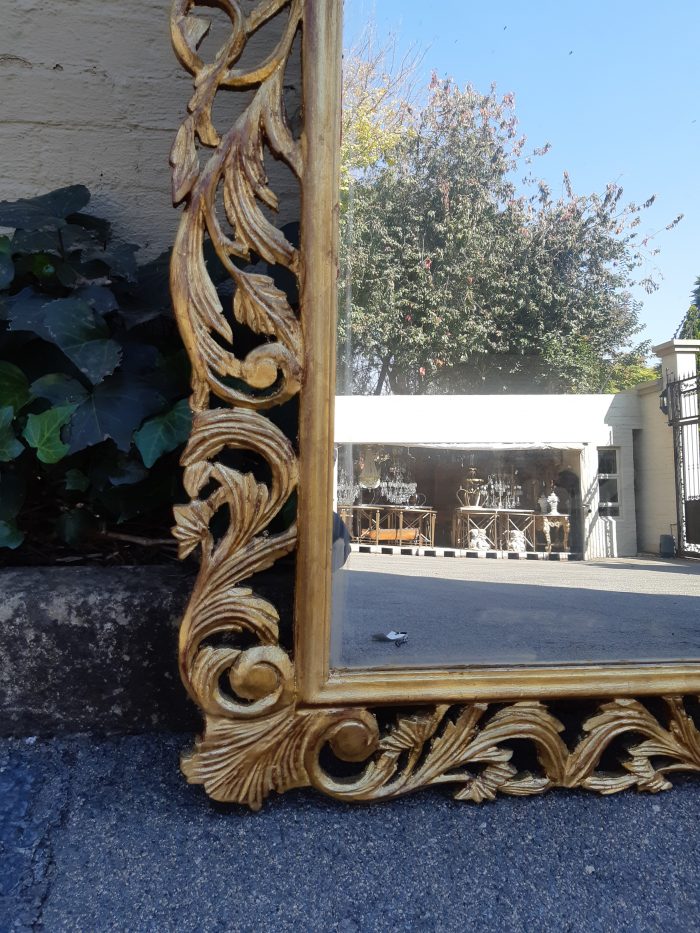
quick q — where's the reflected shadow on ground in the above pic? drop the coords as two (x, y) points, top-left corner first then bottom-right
(331, 555), (700, 669)
(583, 559), (700, 577)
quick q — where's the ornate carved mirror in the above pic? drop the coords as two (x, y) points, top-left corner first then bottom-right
(170, 0), (700, 809)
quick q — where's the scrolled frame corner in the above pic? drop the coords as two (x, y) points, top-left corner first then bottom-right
(168, 0), (700, 810)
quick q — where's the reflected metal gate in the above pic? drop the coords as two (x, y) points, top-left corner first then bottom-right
(667, 374), (700, 555)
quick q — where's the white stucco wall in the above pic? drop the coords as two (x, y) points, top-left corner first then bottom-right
(579, 428), (637, 559)
(634, 381), (677, 553)
(0, 2), (300, 257)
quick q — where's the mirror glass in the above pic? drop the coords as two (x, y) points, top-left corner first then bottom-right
(330, 1), (700, 669)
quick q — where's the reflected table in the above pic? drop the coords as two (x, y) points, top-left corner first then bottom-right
(343, 505), (437, 547)
(535, 513), (570, 554)
(452, 507), (535, 552)
(452, 508), (570, 553)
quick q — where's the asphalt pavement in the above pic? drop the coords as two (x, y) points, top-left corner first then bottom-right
(2, 733), (700, 932)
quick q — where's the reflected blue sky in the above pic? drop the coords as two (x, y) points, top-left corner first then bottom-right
(344, 0), (699, 346)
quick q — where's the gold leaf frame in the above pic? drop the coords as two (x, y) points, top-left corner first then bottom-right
(169, 0), (700, 809)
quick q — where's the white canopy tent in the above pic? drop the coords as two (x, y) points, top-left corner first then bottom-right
(333, 394), (630, 450)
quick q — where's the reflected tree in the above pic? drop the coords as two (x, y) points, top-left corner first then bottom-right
(339, 75), (678, 395)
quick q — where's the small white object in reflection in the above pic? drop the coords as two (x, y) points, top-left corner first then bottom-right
(373, 630), (408, 647)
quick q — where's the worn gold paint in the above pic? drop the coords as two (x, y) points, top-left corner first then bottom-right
(170, 0), (700, 810)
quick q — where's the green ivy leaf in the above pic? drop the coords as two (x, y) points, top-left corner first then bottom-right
(10, 295), (120, 385)
(0, 520), (23, 549)
(10, 228), (62, 255)
(0, 254), (14, 289)
(64, 468), (90, 492)
(107, 455), (149, 487)
(31, 254), (56, 280)
(30, 373), (88, 406)
(134, 399), (192, 468)
(0, 362), (31, 412)
(0, 406), (23, 461)
(0, 433), (23, 462)
(59, 223), (104, 254)
(68, 212), (111, 242)
(95, 242), (138, 283)
(278, 489), (297, 530)
(75, 285), (118, 315)
(44, 298), (121, 384)
(67, 375), (165, 453)
(54, 261), (80, 288)
(22, 404), (77, 464)
(0, 185), (90, 229)
(5, 287), (52, 334)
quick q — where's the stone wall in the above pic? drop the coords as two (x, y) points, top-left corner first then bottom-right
(0, 1), (300, 257)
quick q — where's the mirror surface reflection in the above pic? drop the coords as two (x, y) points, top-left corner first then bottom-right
(330, 1), (700, 669)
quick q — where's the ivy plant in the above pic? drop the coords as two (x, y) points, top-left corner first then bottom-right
(0, 186), (197, 556)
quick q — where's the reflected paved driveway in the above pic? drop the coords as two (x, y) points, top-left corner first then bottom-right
(331, 555), (700, 668)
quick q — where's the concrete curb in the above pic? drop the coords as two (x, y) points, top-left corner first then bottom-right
(0, 563), (294, 736)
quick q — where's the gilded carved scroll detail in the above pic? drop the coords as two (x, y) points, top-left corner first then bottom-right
(170, 0), (303, 411)
(169, 0), (307, 809)
(170, 0), (700, 810)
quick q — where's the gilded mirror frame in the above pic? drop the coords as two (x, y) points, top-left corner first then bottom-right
(169, 0), (700, 809)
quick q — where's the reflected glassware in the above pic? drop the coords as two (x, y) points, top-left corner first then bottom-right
(358, 447), (381, 489)
(380, 477), (418, 505)
(379, 458), (418, 505)
(482, 472), (522, 510)
(337, 469), (360, 506)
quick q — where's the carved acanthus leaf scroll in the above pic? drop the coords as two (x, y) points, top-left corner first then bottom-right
(170, 0), (700, 810)
(170, 0), (302, 411)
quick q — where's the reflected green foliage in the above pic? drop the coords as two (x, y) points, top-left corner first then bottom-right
(339, 78), (670, 395)
(605, 350), (660, 393)
(677, 302), (700, 340)
(340, 29), (421, 192)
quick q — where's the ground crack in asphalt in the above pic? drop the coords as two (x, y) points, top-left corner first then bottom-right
(30, 749), (73, 932)
(0, 741), (74, 932)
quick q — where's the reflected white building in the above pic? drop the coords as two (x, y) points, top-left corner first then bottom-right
(334, 339), (700, 560)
